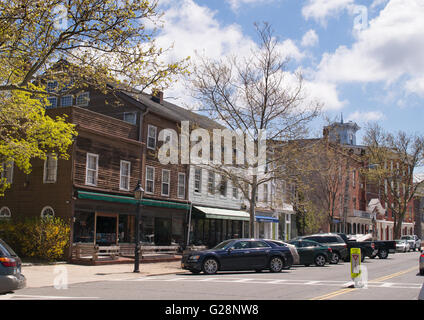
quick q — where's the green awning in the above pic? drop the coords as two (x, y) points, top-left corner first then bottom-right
(194, 206), (250, 221)
(77, 191), (190, 210)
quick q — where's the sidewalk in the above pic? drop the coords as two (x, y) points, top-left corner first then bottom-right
(21, 261), (185, 288)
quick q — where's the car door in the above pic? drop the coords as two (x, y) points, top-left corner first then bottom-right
(299, 241), (316, 264)
(220, 240), (252, 270)
(247, 240), (271, 269)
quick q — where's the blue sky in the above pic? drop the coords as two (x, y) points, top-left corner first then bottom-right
(152, 0), (424, 145)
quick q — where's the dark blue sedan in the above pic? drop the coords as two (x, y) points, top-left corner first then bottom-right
(181, 239), (294, 274)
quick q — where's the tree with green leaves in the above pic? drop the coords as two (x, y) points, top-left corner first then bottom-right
(0, 0), (188, 195)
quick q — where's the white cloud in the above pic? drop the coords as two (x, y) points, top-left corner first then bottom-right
(316, 0), (424, 97)
(277, 39), (305, 62)
(226, 0), (276, 12)
(347, 111), (385, 122)
(302, 0), (354, 24)
(301, 29), (319, 47)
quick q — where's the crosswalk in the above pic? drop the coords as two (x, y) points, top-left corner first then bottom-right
(118, 275), (424, 290)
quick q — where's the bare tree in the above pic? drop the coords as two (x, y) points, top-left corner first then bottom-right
(362, 123), (424, 239)
(190, 23), (321, 237)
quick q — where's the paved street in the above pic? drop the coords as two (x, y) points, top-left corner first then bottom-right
(1, 251), (423, 300)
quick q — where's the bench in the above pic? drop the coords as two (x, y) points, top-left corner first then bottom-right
(72, 243), (120, 261)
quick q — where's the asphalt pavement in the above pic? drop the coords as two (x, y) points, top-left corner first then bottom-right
(1, 250), (422, 300)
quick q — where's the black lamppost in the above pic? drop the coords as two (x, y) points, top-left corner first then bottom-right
(134, 180), (144, 273)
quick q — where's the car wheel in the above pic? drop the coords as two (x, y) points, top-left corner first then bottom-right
(314, 254), (326, 267)
(202, 258), (219, 275)
(378, 249), (388, 259)
(269, 256), (284, 273)
(330, 252), (340, 264)
(420, 269), (424, 276)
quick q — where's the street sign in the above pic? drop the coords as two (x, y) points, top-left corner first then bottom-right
(350, 248), (361, 279)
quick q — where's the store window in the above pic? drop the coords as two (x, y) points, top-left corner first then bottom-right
(118, 215), (135, 243)
(73, 212), (95, 243)
(141, 216), (154, 244)
(172, 216), (184, 245)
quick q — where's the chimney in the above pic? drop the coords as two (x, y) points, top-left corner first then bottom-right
(151, 89), (164, 104)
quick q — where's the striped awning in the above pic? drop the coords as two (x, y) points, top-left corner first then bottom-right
(194, 206), (250, 221)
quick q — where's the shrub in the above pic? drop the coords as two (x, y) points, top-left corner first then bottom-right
(0, 216), (70, 261)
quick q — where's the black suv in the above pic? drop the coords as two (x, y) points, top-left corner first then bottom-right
(297, 234), (348, 264)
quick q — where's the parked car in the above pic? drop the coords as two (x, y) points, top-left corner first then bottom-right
(396, 239), (411, 252)
(419, 250), (424, 275)
(296, 234), (348, 264)
(181, 239), (294, 275)
(0, 238), (26, 294)
(368, 240), (396, 259)
(267, 240), (300, 265)
(401, 235), (421, 251)
(287, 239), (332, 267)
(337, 233), (376, 262)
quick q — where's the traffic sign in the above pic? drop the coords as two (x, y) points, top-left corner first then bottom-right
(350, 248), (361, 279)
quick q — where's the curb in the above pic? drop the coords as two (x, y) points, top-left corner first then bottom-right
(22, 261), (68, 267)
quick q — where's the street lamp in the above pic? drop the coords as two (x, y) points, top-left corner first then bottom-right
(133, 180), (144, 273)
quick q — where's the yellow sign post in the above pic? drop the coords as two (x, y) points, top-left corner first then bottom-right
(350, 248), (362, 288)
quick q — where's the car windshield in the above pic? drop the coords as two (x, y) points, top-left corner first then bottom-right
(211, 240), (234, 250)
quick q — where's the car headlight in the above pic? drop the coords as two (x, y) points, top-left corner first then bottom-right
(189, 255), (200, 261)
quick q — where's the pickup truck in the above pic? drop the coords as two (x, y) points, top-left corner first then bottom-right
(400, 235), (421, 251)
(336, 233), (376, 262)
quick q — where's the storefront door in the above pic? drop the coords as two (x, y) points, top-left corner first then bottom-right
(154, 218), (172, 245)
(95, 212), (118, 246)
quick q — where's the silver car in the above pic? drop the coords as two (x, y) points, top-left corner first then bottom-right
(396, 239), (411, 252)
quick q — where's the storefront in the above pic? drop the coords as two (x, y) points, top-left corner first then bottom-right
(189, 206), (250, 247)
(255, 212), (279, 240)
(73, 190), (191, 247)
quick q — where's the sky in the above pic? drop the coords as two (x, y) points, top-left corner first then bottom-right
(149, 0), (424, 145)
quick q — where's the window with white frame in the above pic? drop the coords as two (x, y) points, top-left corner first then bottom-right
(75, 92), (90, 106)
(47, 97), (57, 108)
(123, 112), (137, 125)
(85, 153), (98, 186)
(147, 125), (157, 149)
(43, 154), (58, 183)
(120, 160), (131, 191)
(178, 173), (186, 199)
(60, 95), (73, 107)
(232, 185), (238, 199)
(161, 169), (170, 196)
(219, 176), (227, 197)
(0, 207), (11, 219)
(47, 81), (58, 93)
(1, 161), (14, 184)
(194, 168), (202, 193)
(145, 166), (155, 194)
(263, 184), (268, 203)
(41, 206), (55, 219)
(207, 171), (214, 194)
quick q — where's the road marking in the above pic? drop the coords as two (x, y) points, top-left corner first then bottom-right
(310, 288), (355, 300)
(309, 266), (419, 300)
(369, 266), (417, 283)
